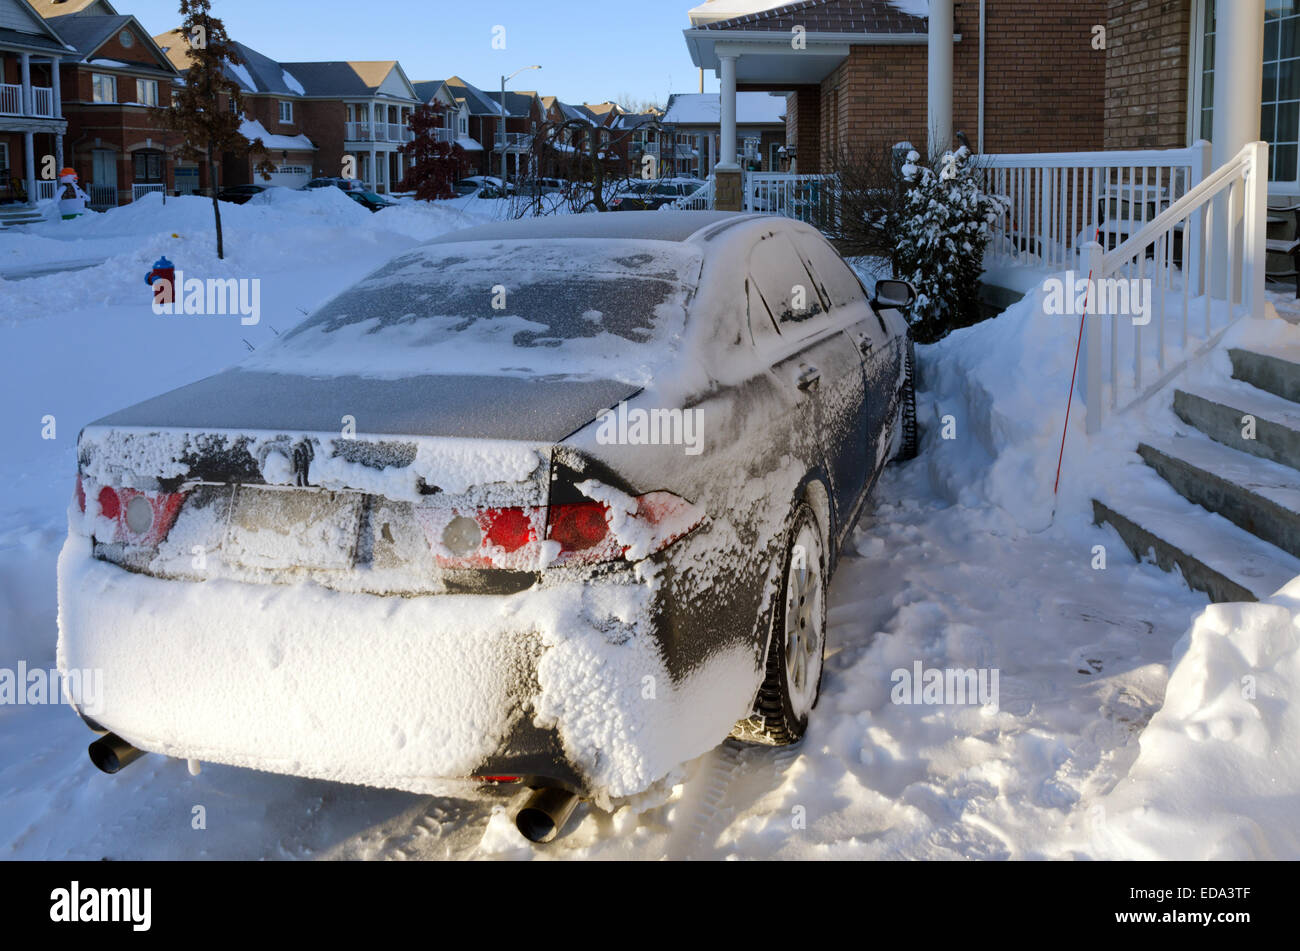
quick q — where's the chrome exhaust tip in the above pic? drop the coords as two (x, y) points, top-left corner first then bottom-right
(515, 786), (581, 843)
(88, 732), (146, 774)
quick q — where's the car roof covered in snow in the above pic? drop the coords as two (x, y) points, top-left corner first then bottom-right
(424, 210), (762, 247)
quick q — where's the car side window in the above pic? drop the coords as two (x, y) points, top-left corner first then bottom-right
(749, 232), (826, 329)
(795, 231), (891, 338)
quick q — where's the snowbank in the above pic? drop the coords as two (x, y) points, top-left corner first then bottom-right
(1087, 577), (1300, 859)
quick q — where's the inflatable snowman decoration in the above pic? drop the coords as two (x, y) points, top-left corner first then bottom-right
(57, 167), (89, 220)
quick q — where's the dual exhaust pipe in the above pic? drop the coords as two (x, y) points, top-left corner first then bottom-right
(86, 733), (581, 844)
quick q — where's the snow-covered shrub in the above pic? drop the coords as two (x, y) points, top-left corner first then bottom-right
(892, 147), (1005, 343)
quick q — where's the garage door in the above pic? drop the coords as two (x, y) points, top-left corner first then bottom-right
(266, 165), (310, 189)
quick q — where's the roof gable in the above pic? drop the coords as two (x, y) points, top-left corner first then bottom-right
(52, 12), (178, 73)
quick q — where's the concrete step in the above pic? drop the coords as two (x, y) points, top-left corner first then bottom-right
(0, 206), (44, 228)
(1138, 433), (1300, 560)
(1230, 346), (1300, 403)
(1174, 383), (1300, 471)
(1093, 473), (1300, 603)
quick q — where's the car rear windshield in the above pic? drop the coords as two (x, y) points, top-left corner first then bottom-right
(248, 238), (702, 385)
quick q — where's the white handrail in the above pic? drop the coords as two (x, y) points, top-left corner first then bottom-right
(1079, 141), (1268, 433)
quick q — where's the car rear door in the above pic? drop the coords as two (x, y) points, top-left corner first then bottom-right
(748, 229), (871, 533)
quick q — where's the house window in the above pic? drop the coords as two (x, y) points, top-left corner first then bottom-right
(459, 115), (467, 134)
(92, 73), (116, 104)
(136, 79), (158, 107)
(1197, 0), (1300, 183)
(279, 100), (293, 124)
(118, 29), (134, 49)
(132, 149), (164, 183)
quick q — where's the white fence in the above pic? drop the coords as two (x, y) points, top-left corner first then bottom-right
(666, 175), (713, 210)
(87, 184), (117, 210)
(1079, 141), (1267, 433)
(977, 142), (1212, 273)
(33, 180), (56, 200)
(743, 173), (835, 224)
(131, 183), (166, 202)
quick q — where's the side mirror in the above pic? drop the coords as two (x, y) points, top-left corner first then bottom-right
(873, 279), (916, 311)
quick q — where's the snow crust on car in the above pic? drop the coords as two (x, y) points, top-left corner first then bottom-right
(240, 238), (704, 386)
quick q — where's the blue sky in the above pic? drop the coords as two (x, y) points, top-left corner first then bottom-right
(120, 0), (714, 106)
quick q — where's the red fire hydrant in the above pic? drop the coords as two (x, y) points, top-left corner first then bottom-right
(145, 256), (175, 307)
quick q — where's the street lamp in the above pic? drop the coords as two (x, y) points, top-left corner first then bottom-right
(500, 65), (541, 185)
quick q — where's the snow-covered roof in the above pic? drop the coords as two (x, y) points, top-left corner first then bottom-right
(240, 118), (315, 152)
(687, 0), (796, 25)
(662, 92), (785, 126)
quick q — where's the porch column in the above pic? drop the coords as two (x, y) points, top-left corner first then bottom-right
(369, 148), (377, 190)
(718, 54), (738, 169)
(927, 0), (953, 157)
(51, 56), (61, 118)
(1210, 1), (1265, 302)
(55, 133), (63, 173)
(23, 130), (36, 204)
(20, 52), (31, 115)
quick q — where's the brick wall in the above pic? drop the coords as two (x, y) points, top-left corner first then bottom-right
(1104, 0), (1192, 149)
(772, 0), (1107, 171)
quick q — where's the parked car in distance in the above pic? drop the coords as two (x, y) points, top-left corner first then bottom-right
(302, 177), (365, 193)
(454, 175), (516, 198)
(609, 179), (702, 211)
(216, 184), (269, 204)
(59, 211), (917, 844)
(347, 189), (398, 212)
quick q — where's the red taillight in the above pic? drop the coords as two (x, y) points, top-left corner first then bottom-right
(416, 489), (705, 570)
(549, 503), (610, 552)
(484, 507), (533, 553)
(90, 484), (185, 547)
(472, 775), (521, 784)
(98, 485), (120, 520)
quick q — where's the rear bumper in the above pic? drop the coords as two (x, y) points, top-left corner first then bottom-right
(56, 535), (755, 800)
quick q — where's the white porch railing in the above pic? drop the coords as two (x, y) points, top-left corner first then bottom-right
(132, 183), (165, 201)
(87, 184), (117, 210)
(977, 142), (1212, 272)
(1080, 141), (1268, 433)
(666, 175), (713, 210)
(34, 180), (56, 200)
(744, 172), (836, 226)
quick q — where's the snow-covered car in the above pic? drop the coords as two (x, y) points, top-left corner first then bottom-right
(58, 211), (916, 842)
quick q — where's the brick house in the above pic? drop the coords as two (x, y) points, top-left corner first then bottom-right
(154, 30), (318, 191)
(47, 8), (182, 208)
(0, 0), (68, 212)
(661, 91), (786, 175)
(278, 60), (419, 193)
(440, 76), (542, 179)
(683, 0), (1107, 174)
(413, 79), (482, 170)
(683, 0), (1295, 201)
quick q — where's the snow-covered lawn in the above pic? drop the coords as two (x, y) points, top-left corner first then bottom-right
(2, 193), (1298, 859)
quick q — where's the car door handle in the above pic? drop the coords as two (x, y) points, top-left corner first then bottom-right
(796, 366), (821, 391)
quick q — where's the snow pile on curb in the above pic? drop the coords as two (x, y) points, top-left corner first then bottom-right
(1088, 577), (1300, 859)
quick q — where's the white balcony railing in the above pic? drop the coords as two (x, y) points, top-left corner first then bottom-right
(1079, 140), (1267, 433)
(434, 127), (455, 143)
(131, 183), (165, 201)
(976, 142), (1211, 272)
(494, 131), (529, 150)
(32, 86), (54, 117)
(0, 84), (57, 117)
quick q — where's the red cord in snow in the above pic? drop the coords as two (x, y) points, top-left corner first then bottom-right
(1054, 229), (1101, 498)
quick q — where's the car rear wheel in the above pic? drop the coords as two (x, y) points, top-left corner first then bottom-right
(733, 500), (827, 746)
